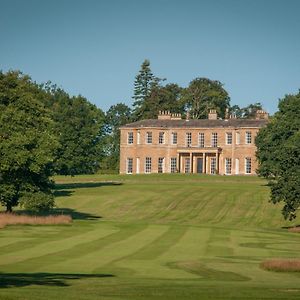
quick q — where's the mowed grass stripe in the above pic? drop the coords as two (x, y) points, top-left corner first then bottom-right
(44, 224), (170, 273)
(0, 223), (93, 255)
(123, 226), (188, 260)
(1, 223), (145, 273)
(0, 224), (118, 268)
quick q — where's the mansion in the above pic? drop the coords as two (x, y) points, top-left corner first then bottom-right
(119, 109), (269, 175)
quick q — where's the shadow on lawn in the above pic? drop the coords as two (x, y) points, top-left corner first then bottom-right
(54, 181), (122, 198)
(0, 273), (114, 288)
(52, 208), (102, 220)
(14, 208), (102, 221)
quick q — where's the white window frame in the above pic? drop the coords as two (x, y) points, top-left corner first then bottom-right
(226, 132), (232, 145)
(145, 157), (152, 173)
(211, 133), (218, 147)
(172, 132), (177, 145)
(170, 157), (177, 173)
(146, 132), (152, 144)
(225, 158), (232, 175)
(127, 132), (133, 144)
(184, 157), (191, 173)
(126, 158), (133, 174)
(186, 132), (192, 147)
(245, 157), (252, 174)
(159, 132), (165, 144)
(158, 157), (164, 173)
(210, 157), (216, 174)
(245, 131), (252, 144)
(198, 132), (205, 147)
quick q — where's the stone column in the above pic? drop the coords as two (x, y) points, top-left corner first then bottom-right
(203, 153), (206, 174)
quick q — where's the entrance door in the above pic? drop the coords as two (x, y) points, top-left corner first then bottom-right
(197, 158), (203, 173)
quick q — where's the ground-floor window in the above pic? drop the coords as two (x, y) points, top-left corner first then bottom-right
(158, 157), (164, 173)
(225, 158), (232, 175)
(145, 157), (152, 173)
(210, 157), (216, 174)
(184, 157), (190, 173)
(245, 157), (252, 174)
(170, 157), (177, 173)
(126, 158), (133, 174)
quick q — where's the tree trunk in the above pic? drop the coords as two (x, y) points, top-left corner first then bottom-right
(6, 203), (12, 213)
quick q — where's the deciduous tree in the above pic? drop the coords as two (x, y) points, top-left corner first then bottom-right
(0, 71), (58, 212)
(256, 91), (300, 220)
(181, 78), (230, 119)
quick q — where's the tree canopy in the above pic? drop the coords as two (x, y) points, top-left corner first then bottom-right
(0, 71), (58, 212)
(256, 91), (300, 220)
(180, 78), (230, 119)
(101, 103), (132, 171)
(42, 86), (106, 176)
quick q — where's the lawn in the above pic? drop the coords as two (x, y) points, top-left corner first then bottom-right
(0, 174), (300, 300)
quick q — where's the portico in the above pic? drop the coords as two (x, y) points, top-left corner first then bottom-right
(177, 147), (222, 174)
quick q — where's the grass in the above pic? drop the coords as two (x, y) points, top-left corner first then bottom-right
(0, 174), (300, 300)
(0, 213), (72, 229)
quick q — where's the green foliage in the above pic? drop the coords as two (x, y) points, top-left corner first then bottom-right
(230, 102), (263, 119)
(256, 91), (300, 220)
(181, 78), (230, 119)
(135, 83), (184, 120)
(42, 86), (106, 175)
(0, 71), (58, 212)
(132, 59), (164, 120)
(101, 103), (131, 171)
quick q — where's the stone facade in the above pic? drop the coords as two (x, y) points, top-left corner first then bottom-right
(119, 110), (268, 175)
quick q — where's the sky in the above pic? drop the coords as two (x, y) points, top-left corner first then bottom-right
(1, 0), (299, 114)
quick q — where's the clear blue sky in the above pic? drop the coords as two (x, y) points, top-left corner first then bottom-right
(1, 0), (299, 114)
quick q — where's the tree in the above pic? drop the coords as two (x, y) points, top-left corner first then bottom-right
(132, 59), (163, 120)
(256, 91), (300, 220)
(101, 103), (132, 171)
(135, 83), (184, 120)
(42, 86), (106, 175)
(230, 102), (263, 119)
(0, 71), (58, 212)
(181, 78), (230, 119)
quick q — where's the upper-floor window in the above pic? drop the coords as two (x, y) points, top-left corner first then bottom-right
(186, 132), (192, 147)
(198, 132), (205, 147)
(236, 132), (240, 145)
(128, 132), (133, 144)
(146, 132), (152, 144)
(145, 157), (152, 173)
(159, 132), (165, 144)
(225, 158), (232, 175)
(126, 158), (133, 174)
(226, 132), (232, 145)
(245, 157), (252, 174)
(245, 132), (252, 144)
(211, 133), (218, 147)
(172, 132), (177, 144)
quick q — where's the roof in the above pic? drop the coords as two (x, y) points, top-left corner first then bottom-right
(120, 118), (268, 129)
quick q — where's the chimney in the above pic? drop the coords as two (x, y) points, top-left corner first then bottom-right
(255, 110), (269, 120)
(158, 110), (171, 120)
(186, 110), (190, 121)
(225, 108), (229, 120)
(171, 113), (182, 120)
(208, 109), (217, 120)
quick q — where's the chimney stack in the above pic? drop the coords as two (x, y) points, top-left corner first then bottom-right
(255, 110), (269, 120)
(208, 109), (217, 120)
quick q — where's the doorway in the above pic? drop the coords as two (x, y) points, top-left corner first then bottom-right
(197, 158), (203, 173)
